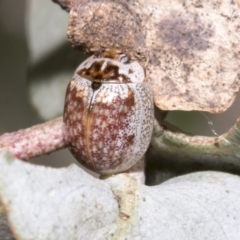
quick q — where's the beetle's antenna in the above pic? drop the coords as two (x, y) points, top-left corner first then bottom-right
(200, 112), (231, 145)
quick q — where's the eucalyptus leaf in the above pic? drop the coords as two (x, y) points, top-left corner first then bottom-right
(0, 152), (118, 240)
(1, 152), (240, 239)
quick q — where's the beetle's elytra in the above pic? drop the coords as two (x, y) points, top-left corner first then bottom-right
(64, 54), (154, 174)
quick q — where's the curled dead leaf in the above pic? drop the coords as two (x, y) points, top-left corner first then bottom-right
(66, 0), (240, 113)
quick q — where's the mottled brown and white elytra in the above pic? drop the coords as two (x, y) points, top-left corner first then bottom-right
(64, 55), (154, 174)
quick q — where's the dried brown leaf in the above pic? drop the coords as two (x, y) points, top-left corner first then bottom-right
(67, 0), (240, 113)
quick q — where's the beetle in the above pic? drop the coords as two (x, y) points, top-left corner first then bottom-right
(64, 52), (154, 174)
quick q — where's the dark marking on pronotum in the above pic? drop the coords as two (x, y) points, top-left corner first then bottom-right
(77, 60), (132, 83)
(91, 82), (102, 90)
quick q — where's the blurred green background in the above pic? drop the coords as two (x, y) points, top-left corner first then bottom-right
(0, 0), (78, 167)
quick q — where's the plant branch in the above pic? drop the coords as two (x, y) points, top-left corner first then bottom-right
(146, 118), (240, 184)
(0, 117), (68, 160)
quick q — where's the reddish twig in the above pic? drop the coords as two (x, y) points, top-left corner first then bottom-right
(0, 117), (68, 160)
